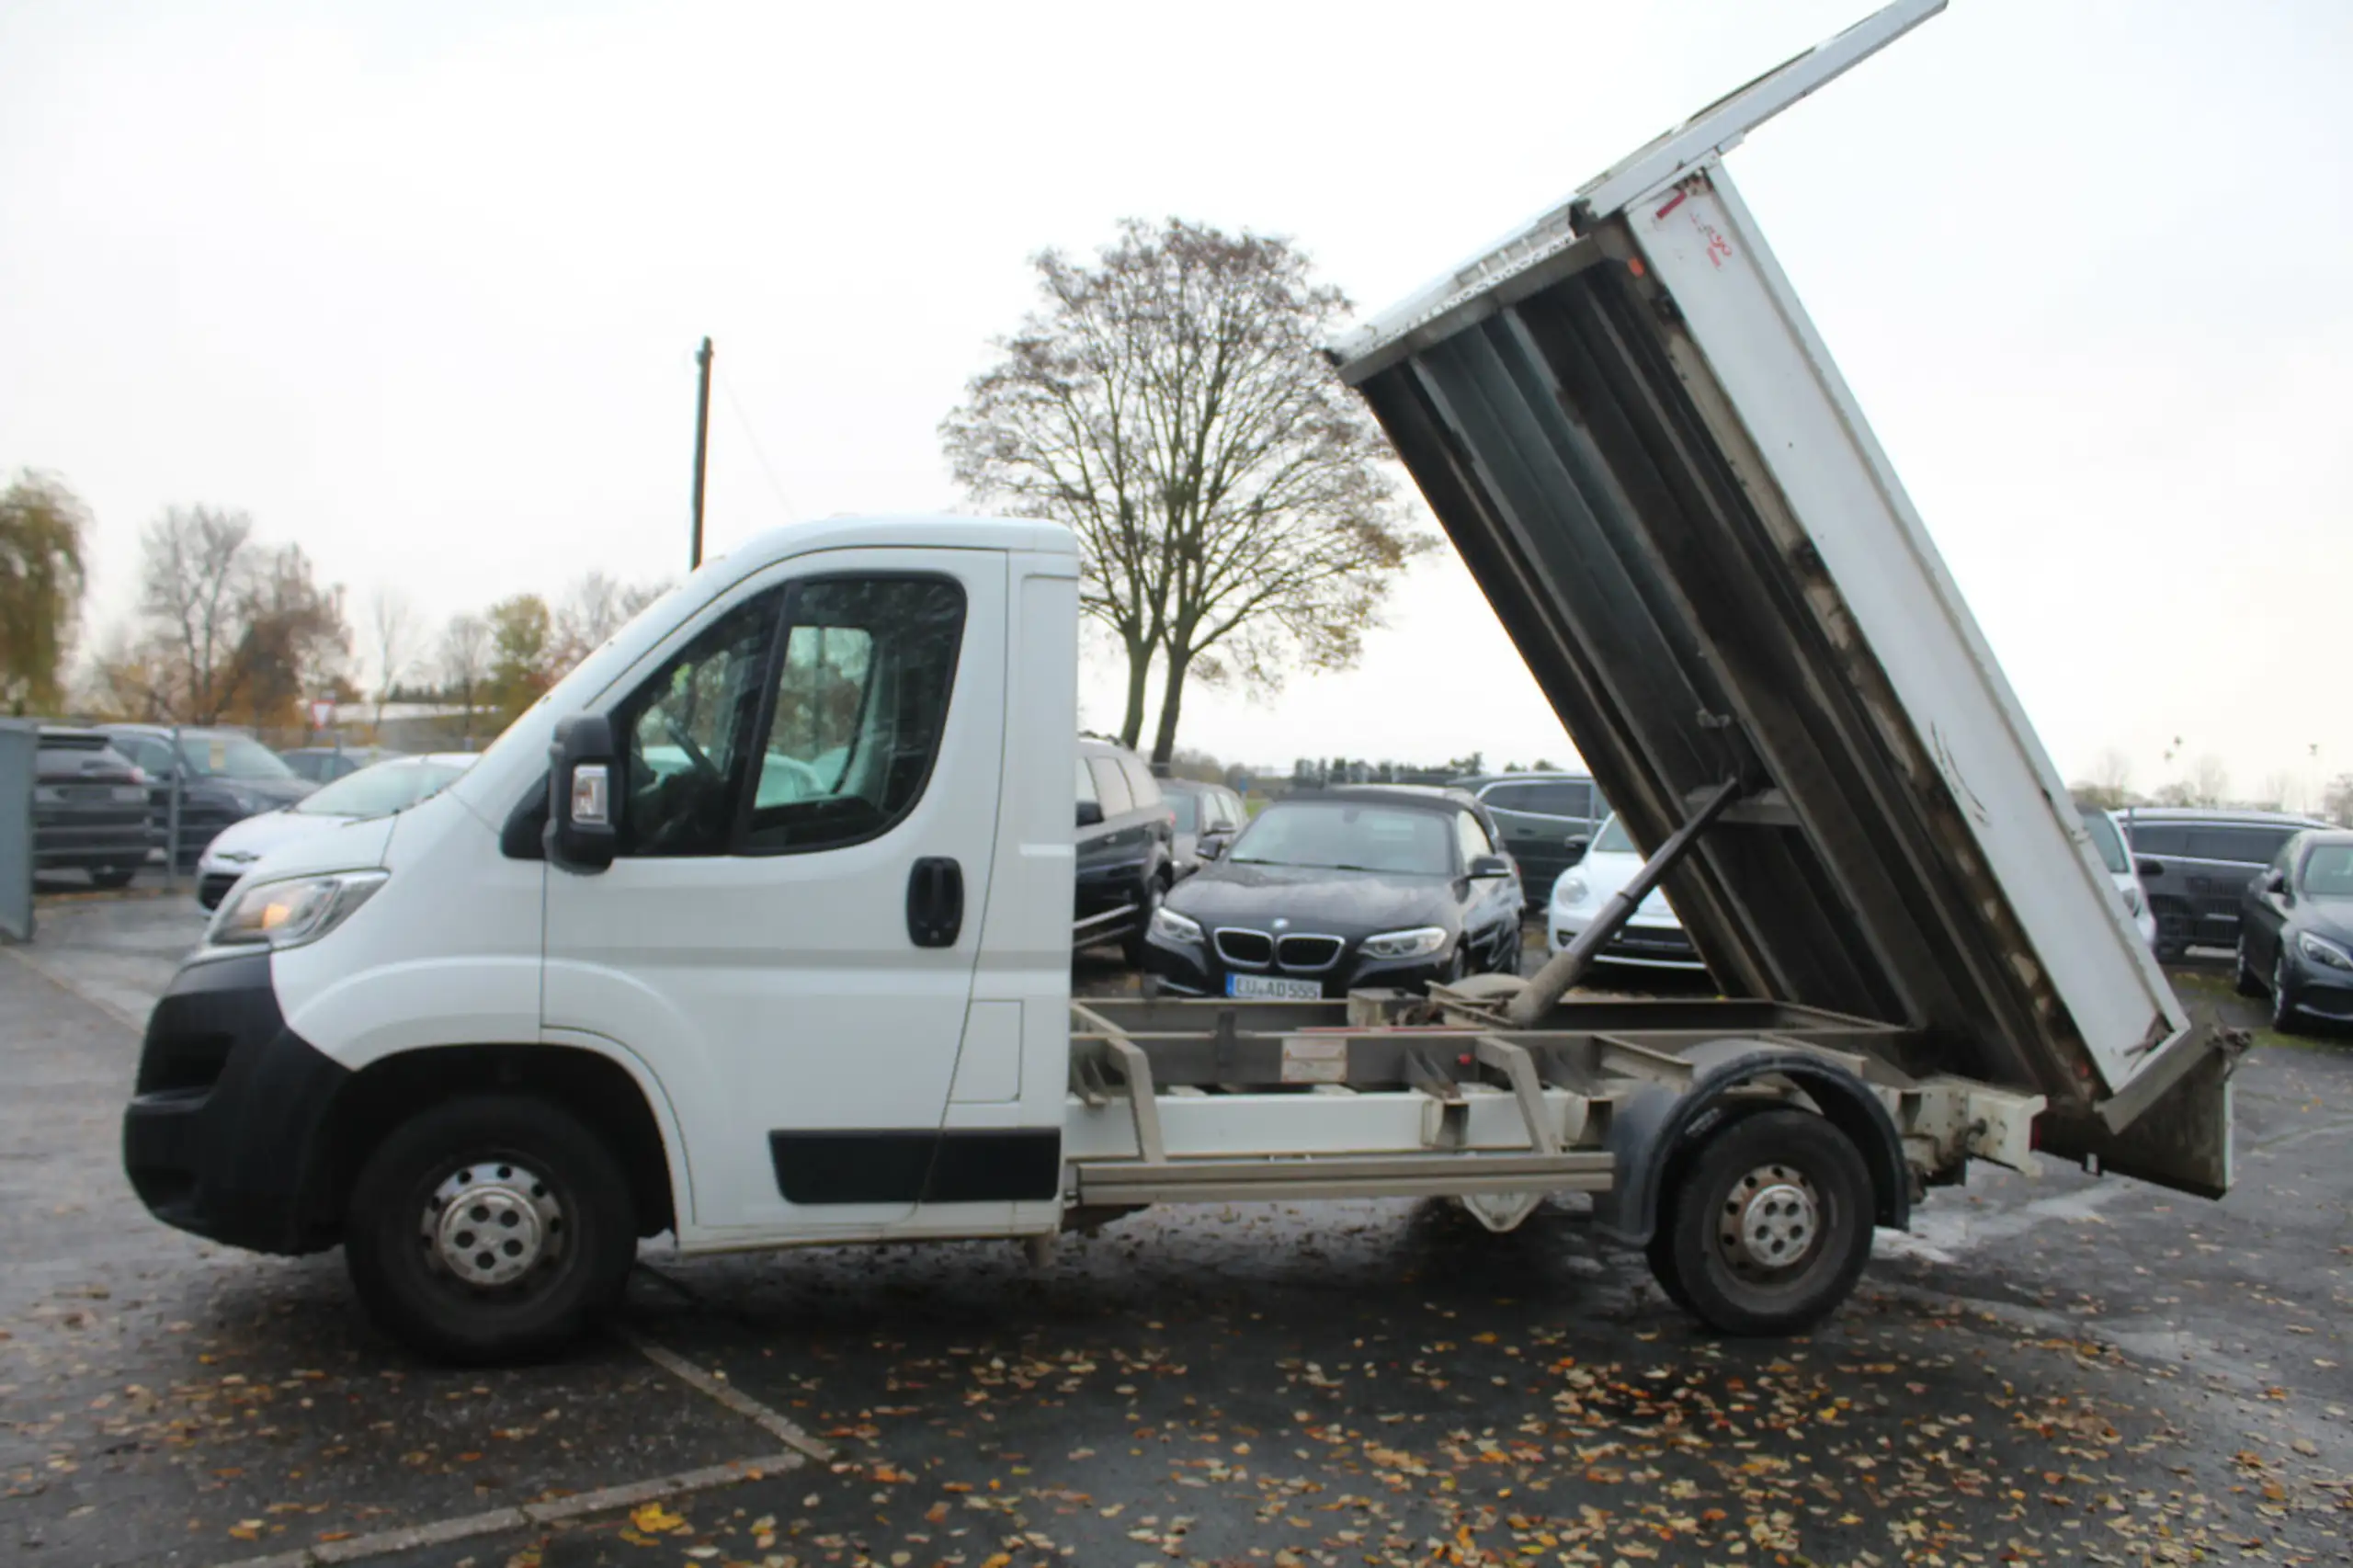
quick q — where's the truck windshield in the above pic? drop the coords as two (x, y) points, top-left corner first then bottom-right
(1229, 801), (1452, 877)
(180, 733), (298, 781)
(296, 760), (468, 817)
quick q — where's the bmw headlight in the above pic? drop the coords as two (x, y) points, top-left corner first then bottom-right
(1553, 875), (1588, 909)
(2297, 931), (2353, 972)
(208, 869), (388, 950)
(1149, 905), (1203, 945)
(1359, 926), (1449, 960)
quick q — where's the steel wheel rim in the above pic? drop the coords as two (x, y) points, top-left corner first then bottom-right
(418, 1157), (567, 1292)
(1716, 1163), (1823, 1280)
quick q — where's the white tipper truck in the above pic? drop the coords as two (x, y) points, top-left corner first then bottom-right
(122, 0), (2234, 1362)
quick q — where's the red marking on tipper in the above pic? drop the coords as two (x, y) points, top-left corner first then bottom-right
(1654, 189), (1689, 220)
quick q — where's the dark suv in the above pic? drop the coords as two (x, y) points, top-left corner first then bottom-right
(98, 724), (316, 868)
(1450, 771), (1608, 910)
(32, 727), (151, 889)
(2120, 807), (2332, 960)
(1074, 735), (1176, 964)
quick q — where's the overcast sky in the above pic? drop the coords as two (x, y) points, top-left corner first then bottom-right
(5, 0), (2347, 802)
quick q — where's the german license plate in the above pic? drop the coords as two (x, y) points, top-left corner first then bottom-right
(1227, 973), (1321, 1001)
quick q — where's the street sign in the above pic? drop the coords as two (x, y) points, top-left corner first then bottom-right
(309, 699), (335, 730)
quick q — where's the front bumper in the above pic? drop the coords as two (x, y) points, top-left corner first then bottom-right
(2284, 949), (2353, 1023)
(120, 951), (351, 1256)
(1142, 932), (1454, 999)
(1548, 916), (1707, 971)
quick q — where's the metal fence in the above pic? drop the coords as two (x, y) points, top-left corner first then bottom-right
(0, 722), (33, 940)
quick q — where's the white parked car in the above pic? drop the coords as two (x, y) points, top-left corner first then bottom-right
(2081, 805), (2158, 949)
(198, 753), (476, 910)
(1546, 813), (1705, 971)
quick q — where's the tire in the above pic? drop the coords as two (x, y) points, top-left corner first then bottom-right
(1120, 875), (1168, 970)
(1643, 1173), (1696, 1313)
(90, 866), (136, 891)
(345, 1095), (636, 1364)
(1664, 1108), (1874, 1336)
(2234, 936), (2263, 997)
(2271, 950), (2307, 1037)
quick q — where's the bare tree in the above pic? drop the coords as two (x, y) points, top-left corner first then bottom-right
(2255, 771), (2298, 813)
(2325, 774), (2353, 828)
(550, 571), (672, 671)
(2189, 755), (2232, 808)
(139, 506), (256, 722)
(438, 612), (492, 744)
(943, 218), (1434, 764)
(369, 585), (420, 732)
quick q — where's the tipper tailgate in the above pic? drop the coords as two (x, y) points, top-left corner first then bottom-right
(1332, 0), (2228, 1196)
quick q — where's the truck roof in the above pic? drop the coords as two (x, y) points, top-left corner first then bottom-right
(1332, 0), (2203, 1149)
(713, 514), (1076, 574)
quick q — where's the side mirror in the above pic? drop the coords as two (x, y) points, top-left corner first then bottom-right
(1199, 837), (1224, 861)
(1075, 800), (1104, 828)
(545, 713), (619, 874)
(2134, 857), (2165, 881)
(1564, 835), (1589, 854)
(1469, 854), (1512, 880)
(2261, 868), (2288, 896)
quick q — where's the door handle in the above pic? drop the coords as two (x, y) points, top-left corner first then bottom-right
(906, 857), (963, 949)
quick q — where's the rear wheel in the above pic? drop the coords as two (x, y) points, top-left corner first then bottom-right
(1663, 1108), (1874, 1335)
(345, 1095), (636, 1364)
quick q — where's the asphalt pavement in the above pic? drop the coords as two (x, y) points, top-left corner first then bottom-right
(4, 896), (2347, 1567)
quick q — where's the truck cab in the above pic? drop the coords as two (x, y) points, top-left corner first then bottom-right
(126, 517), (1084, 1358)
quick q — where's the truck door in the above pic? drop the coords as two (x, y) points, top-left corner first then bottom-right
(540, 550), (1006, 1236)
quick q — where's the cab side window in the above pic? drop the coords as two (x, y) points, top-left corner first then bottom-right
(743, 576), (966, 854)
(616, 594), (781, 858)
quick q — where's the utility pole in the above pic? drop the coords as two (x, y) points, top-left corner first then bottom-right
(689, 336), (713, 571)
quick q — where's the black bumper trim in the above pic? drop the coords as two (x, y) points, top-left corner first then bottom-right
(121, 951), (351, 1255)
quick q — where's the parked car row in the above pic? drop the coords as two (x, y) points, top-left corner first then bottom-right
(22, 722), (458, 892)
(196, 754), (477, 909)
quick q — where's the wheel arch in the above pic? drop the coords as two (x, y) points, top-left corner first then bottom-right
(317, 1040), (681, 1244)
(1593, 1041), (1909, 1247)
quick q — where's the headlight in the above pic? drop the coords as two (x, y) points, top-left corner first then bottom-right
(1359, 926), (1449, 960)
(2296, 931), (2353, 972)
(1148, 905), (1203, 945)
(208, 869), (388, 950)
(1553, 876), (1588, 908)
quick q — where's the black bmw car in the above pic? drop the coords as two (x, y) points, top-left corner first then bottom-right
(1142, 788), (1523, 1000)
(2236, 828), (2353, 1034)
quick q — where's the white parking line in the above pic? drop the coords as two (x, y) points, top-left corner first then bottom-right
(211, 1450), (805, 1568)
(620, 1326), (835, 1462)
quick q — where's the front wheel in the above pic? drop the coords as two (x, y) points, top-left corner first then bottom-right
(2272, 951), (2307, 1036)
(1121, 875), (1168, 969)
(1661, 1108), (1874, 1335)
(345, 1095), (637, 1364)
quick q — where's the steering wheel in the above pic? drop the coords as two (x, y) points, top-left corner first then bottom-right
(663, 715), (720, 779)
